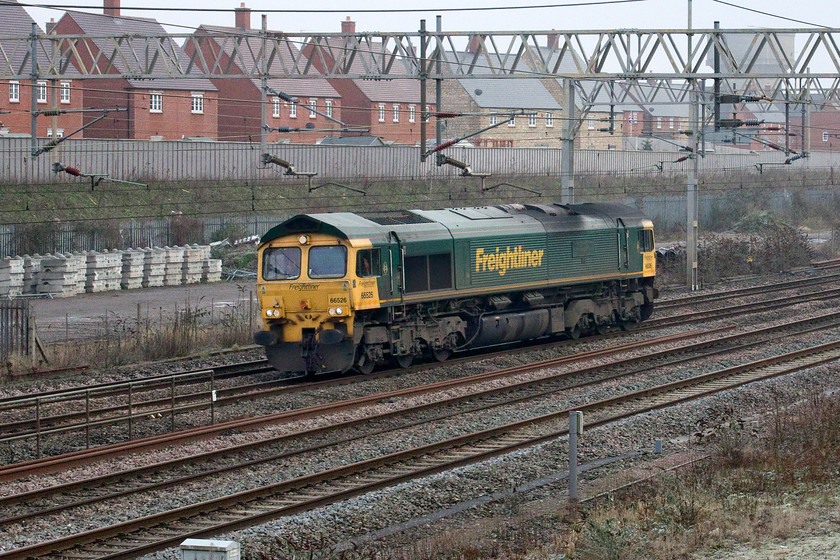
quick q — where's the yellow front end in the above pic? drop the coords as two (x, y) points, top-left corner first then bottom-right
(641, 224), (656, 277)
(255, 233), (357, 373)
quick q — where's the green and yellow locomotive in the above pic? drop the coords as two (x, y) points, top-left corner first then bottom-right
(254, 202), (656, 374)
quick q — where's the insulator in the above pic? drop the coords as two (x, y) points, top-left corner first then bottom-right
(435, 112), (460, 118)
(41, 108), (64, 117)
(63, 166), (82, 176)
(276, 91), (295, 103)
(432, 139), (457, 153)
(277, 126), (293, 133)
(673, 155), (690, 163)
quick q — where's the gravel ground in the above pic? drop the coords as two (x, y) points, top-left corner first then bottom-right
(2, 272), (840, 558)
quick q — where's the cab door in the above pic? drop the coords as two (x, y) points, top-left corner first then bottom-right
(617, 218), (629, 270)
(387, 231), (404, 304)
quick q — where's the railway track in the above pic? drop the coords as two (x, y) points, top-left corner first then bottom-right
(3, 273), (840, 462)
(3, 320), (839, 560)
(4, 311), (840, 526)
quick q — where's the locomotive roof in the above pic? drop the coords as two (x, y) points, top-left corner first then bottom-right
(259, 202), (651, 244)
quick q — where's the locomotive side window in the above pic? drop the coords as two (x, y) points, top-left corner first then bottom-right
(405, 253), (453, 293)
(356, 249), (381, 277)
(263, 247), (301, 280)
(309, 245), (347, 278)
(429, 253), (453, 290)
(639, 229), (654, 252)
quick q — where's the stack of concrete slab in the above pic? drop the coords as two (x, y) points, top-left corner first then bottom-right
(0, 257), (24, 297)
(22, 254), (45, 294)
(181, 245), (205, 285)
(37, 255), (80, 297)
(121, 250), (145, 290)
(142, 247), (166, 288)
(202, 258), (223, 283)
(68, 253), (88, 295)
(85, 250), (122, 293)
(163, 246), (185, 286)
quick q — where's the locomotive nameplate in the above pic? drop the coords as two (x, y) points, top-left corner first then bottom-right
(474, 246), (545, 277)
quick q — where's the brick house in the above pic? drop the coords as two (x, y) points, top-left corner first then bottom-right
(50, 1), (218, 140)
(439, 37), (563, 149)
(0, 2), (83, 139)
(302, 18), (433, 145)
(190, 6), (341, 145)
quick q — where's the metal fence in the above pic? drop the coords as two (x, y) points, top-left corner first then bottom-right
(0, 215), (284, 258)
(0, 299), (30, 362)
(3, 137), (838, 184)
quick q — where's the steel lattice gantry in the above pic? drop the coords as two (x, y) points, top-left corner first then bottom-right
(1, 28), (840, 90)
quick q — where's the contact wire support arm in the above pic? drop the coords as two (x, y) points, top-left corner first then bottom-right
(31, 108), (127, 157)
(53, 163), (148, 191)
(422, 111), (519, 160)
(264, 86), (365, 132)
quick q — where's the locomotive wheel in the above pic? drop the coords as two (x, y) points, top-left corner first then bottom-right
(620, 318), (639, 331)
(395, 354), (414, 369)
(433, 348), (451, 362)
(567, 323), (582, 340)
(356, 355), (375, 375)
(595, 323), (608, 335)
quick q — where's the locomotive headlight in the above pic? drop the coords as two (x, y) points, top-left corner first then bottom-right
(328, 308), (336, 316)
(265, 309), (272, 317)
(299, 235), (309, 245)
(335, 307), (343, 316)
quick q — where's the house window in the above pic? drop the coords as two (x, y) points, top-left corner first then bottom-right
(191, 93), (204, 114)
(669, 117), (675, 129)
(325, 99), (333, 118)
(60, 82), (71, 103)
(393, 104), (400, 122)
(489, 114), (497, 126)
(508, 116), (515, 127)
(657, 117), (662, 129)
(36, 81), (47, 103)
(9, 81), (19, 103)
(149, 92), (162, 113)
(587, 116), (595, 130)
(289, 100), (297, 118)
(823, 131), (829, 142)
(545, 112), (553, 127)
(378, 104), (386, 122)
(408, 105), (415, 123)
(46, 128), (64, 138)
(273, 97), (281, 118)
(309, 98), (317, 118)
(528, 113), (537, 127)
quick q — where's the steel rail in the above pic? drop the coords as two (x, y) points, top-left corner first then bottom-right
(0, 329), (703, 481)
(654, 272), (840, 310)
(4, 335), (839, 560)
(4, 311), (840, 529)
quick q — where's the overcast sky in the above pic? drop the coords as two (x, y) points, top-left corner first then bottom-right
(23, 0), (838, 36)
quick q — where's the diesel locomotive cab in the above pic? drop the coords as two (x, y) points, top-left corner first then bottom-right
(255, 234), (357, 374)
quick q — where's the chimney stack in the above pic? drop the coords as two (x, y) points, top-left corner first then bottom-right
(46, 18), (57, 34)
(547, 31), (559, 50)
(341, 16), (355, 34)
(104, 0), (120, 17)
(467, 35), (481, 53)
(235, 2), (251, 30)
